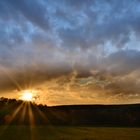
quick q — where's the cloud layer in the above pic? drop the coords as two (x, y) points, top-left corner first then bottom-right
(0, 0), (140, 105)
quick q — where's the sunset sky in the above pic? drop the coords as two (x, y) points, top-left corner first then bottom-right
(0, 0), (140, 105)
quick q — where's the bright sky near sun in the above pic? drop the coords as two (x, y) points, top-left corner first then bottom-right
(20, 91), (33, 101)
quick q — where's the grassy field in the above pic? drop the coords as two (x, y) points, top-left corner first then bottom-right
(0, 126), (140, 140)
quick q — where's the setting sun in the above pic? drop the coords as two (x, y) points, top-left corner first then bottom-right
(20, 90), (33, 101)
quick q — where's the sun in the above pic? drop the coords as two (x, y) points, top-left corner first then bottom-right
(20, 90), (33, 101)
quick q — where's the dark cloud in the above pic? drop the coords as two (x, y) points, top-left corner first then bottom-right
(1, 0), (50, 31)
(101, 49), (140, 75)
(56, 0), (140, 49)
(1, 0), (140, 49)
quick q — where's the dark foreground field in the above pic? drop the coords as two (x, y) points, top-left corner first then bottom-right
(0, 126), (140, 140)
(1, 98), (140, 140)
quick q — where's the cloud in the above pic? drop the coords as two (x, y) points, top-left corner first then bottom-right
(0, 49), (140, 105)
(56, 0), (140, 49)
(1, 0), (50, 31)
(101, 49), (140, 75)
(0, 0), (140, 104)
(1, 0), (140, 50)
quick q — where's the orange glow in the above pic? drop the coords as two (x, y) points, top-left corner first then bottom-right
(20, 90), (34, 101)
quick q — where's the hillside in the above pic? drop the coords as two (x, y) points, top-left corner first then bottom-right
(0, 98), (140, 126)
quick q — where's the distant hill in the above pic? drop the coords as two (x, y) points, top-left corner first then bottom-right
(0, 97), (140, 126)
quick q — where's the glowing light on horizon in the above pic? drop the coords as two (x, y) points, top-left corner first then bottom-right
(20, 90), (34, 101)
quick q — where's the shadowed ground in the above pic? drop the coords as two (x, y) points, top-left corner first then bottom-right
(0, 126), (140, 140)
(1, 98), (140, 126)
(0, 98), (140, 140)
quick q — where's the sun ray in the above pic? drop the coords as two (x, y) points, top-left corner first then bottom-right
(0, 102), (24, 137)
(10, 102), (25, 123)
(28, 102), (35, 125)
(0, 66), (22, 91)
(32, 105), (61, 136)
(19, 102), (28, 124)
